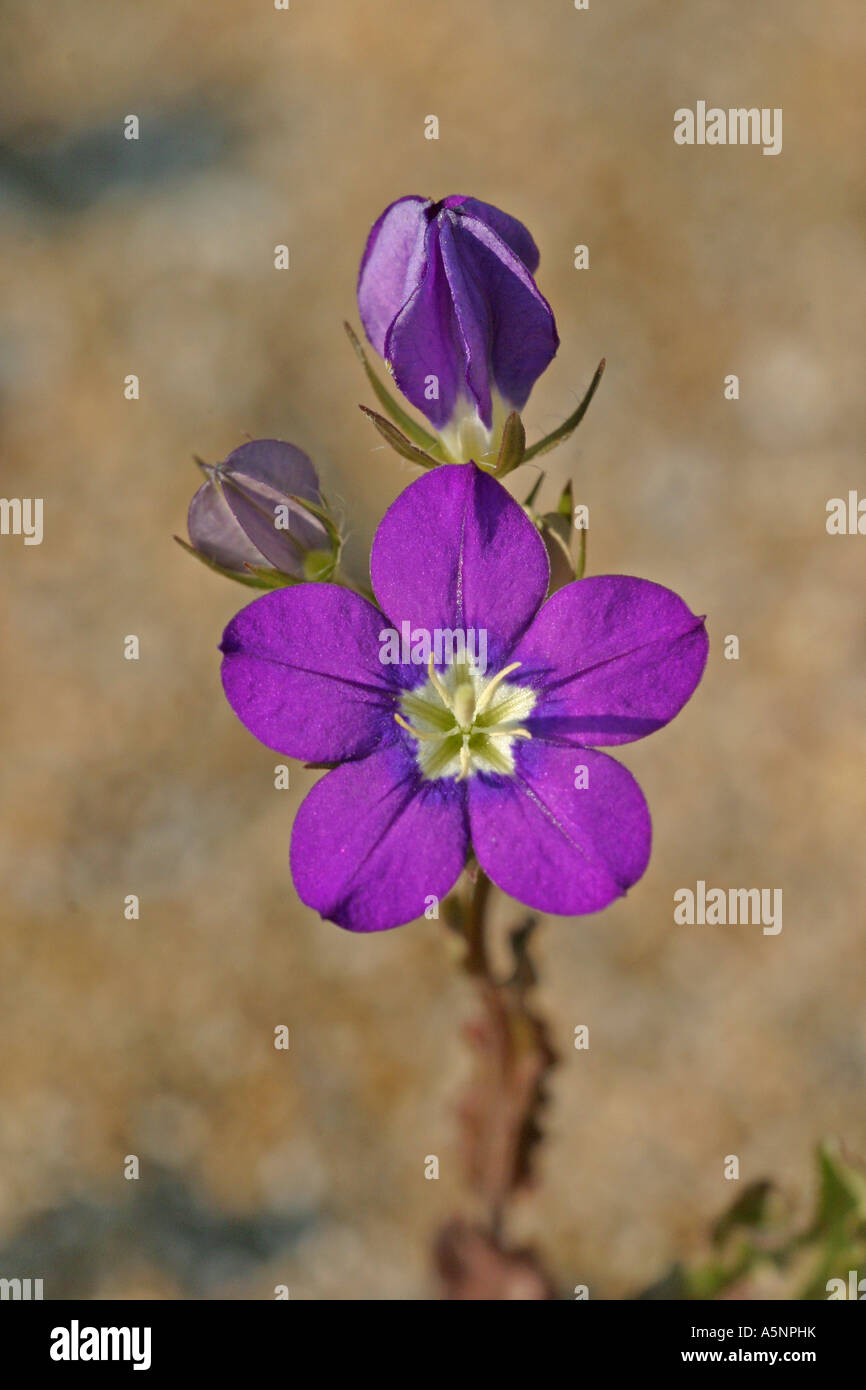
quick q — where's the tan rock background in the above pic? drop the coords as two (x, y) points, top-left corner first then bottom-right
(0, 0), (864, 1298)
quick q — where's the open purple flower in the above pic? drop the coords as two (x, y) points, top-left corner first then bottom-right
(220, 466), (708, 932)
(185, 439), (333, 583)
(358, 196), (558, 462)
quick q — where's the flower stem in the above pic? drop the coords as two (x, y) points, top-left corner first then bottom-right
(463, 865), (493, 978)
(437, 866), (557, 1297)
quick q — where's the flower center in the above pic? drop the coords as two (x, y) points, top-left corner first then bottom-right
(395, 656), (536, 781)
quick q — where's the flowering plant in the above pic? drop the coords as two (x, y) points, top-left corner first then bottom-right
(179, 193), (708, 1296)
(221, 463), (706, 930)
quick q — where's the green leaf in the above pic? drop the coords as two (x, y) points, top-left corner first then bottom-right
(494, 411), (526, 476)
(813, 1139), (866, 1233)
(359, 405), (439, 469)
(522, 358), (606, 462)
(344, 321), (442, 454)
(637, 1141), (866, 1301)
(711, 1180), (775, 1247)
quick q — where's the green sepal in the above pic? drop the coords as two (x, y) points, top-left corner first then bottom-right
(302, 548), (338, 582)
(523, 471), (545, 511)
(344, 321), (443, 455)
(359, 405), (439, 470)
(173, 535), (282, 590)
(241, 563), (302, 589)
(535, 480), (586, 585)
(493, 411), (526, 476)
(523, 358), (606, 462)
(285, 491), (343, 557)
(556, 476), (574, 520)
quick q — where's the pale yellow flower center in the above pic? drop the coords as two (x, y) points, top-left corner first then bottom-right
(395, 655), (536, 781)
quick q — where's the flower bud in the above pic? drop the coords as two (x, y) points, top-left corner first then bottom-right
(183, 440), (338, 585)
(358, 195), (558, 464)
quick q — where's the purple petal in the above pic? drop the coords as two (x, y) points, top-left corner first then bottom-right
(469, 743), (651, 916)
(385, 212), (557, 429)
(384, 219), (463, 429)
(223, 439), (320, 502)
(221, 439), (326, 574)
(443, 195), (541, 272)
(357, 195), (429, 358)
(188, 477), (266, 573)
(370, 464), (549, 667)
(445, 213), (558, 417)
(290, 747), (468, 931)
(512, 576), (709, 747)
(220, 474), (327, 575)
(220, 585), (397, 763)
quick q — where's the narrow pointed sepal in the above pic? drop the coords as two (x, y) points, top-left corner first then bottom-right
(358, 404), (439, 469)
(174, 535), (283, 590)
(345, 321), (443, 455)
(523, 358), (605, 462)
(535, 481), (585, 591)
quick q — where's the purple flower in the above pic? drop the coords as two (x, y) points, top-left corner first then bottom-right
(185, 439), (333, 582)
(357, 196), (558, 462)
(220, 466), (708, 932)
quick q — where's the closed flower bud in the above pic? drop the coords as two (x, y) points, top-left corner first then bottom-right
(184, 439), (338, 585)
(358, 195), (558, 464)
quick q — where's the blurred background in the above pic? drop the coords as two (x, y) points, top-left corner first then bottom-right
(0, 0), (864, 1299)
